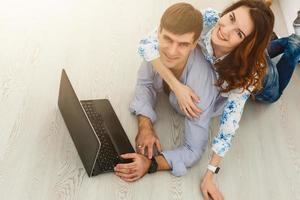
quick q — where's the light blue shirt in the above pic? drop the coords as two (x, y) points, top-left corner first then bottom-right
(130, 46), (220, 176)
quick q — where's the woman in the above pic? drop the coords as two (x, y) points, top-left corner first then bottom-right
(137, 0), (299, 199)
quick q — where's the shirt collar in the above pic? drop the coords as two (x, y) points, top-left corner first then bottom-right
(201, 28), (228, 65)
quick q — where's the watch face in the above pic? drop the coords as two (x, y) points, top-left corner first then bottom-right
(215, 167), (220, 174)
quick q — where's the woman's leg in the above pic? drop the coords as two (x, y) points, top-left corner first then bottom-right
(254, 52), (280, 103)
(256, 34), (300, 103)
(267, 37), (288, 58)
(275, 34), (300, 94)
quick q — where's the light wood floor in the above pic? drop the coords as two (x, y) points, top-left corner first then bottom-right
(0, 0), (299, 199)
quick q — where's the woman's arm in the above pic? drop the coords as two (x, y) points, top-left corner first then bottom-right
(212, 90), (251, 157)
(200, 90), (250, 200)
(201, 153), (224, 200)
(151, 58), (202, 118)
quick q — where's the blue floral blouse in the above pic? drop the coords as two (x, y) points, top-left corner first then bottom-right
(138, 8), (252, 157)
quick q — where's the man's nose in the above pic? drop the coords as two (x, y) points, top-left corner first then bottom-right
(168, 43), (178, 56)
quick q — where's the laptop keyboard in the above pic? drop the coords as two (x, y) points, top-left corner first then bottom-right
(81, 101), (119, 172)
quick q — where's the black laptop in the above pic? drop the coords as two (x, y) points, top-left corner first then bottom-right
(58, 69), (135, 177)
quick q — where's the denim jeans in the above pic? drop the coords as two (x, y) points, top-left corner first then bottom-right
(255, 34), (300, 103)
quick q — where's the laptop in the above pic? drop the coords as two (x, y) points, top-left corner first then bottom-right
(58, 69), (135, 177)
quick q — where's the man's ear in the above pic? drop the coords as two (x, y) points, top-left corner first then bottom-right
(158, 26), (163, 40)
(158, 26), (163, 37)
(158, 25), (163, 33)
(191, 38), (198, 49)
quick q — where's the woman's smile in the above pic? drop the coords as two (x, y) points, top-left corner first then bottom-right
(217, 28), (227, 41)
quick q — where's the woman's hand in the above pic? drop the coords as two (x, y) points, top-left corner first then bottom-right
(200, 171), (224, 200)
(173, 82), (202, 118)
(150, 58), (202, 118)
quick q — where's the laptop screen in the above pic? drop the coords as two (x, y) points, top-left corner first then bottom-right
(58, 69), (100, 176)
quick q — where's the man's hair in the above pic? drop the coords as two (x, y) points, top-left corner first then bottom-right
(159, 3), (203, 42)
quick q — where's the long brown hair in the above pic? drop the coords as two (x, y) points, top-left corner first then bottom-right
(214, 0), (274, 93)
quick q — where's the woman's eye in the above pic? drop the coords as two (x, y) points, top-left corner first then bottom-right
(237, 31), (243, 39)
(229, 14), (233, 21)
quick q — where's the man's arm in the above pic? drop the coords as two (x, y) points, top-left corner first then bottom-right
(129, 61), (163, 159)
(136, 115), (162, 158)
(114, 106), (213, 181)
(114, 153), (170, 182)
(161, 114), (212, 176)
(155, 154), (170, 171)
(129, 61), (158, 123)
(138, 115), (153, 130)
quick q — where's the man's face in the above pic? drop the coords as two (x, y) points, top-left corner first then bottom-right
(158, 28), (197, 69)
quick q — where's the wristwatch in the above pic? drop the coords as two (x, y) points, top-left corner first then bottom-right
(148, 157), (158, 174)
(207, 164), (220, 174)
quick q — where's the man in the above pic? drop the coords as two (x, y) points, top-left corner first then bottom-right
(114, 3), (219, 182)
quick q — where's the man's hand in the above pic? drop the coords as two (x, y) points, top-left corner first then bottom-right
(200, 172), (224, 200)
(173, 82), (202, 119)
(135, 127), (162, 159)
(114, 153), (151, 182)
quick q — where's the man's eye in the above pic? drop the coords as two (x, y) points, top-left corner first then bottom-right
(180, 43), (189, 47)
(165, 38), (172, 43)
(229, 14), (234, 21)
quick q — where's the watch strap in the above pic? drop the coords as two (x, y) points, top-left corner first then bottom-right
(148, 157), (158, 174)
(207, 164), (220, 174)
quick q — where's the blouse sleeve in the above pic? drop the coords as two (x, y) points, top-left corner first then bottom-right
(212, 89), (251, 157)
(202, 8), (219, 28)
(138, 29), (160, 62)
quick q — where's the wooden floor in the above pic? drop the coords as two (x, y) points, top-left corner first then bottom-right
(0, 0), (299, 199)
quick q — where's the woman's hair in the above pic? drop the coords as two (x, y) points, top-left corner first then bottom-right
(214, 0), (274, 93)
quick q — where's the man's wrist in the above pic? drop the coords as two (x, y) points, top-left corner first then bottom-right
(155, 154), (170, 171)
(138, 115), (153, 130)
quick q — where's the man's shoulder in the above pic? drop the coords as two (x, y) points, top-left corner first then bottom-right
(189, 45), (213, 74)
(186, 46), (218, 106)
(139, 60), (155, 72)
(136, 60), (158, 80)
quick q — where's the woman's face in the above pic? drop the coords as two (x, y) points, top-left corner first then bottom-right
(211, 6), (254, 55)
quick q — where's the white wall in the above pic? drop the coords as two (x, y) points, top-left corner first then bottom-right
(278, 0), (300, 34)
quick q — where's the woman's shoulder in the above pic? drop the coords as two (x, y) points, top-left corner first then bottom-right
(201, 8), (220, 27)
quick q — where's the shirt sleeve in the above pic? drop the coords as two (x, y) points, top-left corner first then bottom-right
(162, 99), (214, 176)
(129, 61), (158, 123)
(212, 89), (251, 157)
(138, 29), (160, 62)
